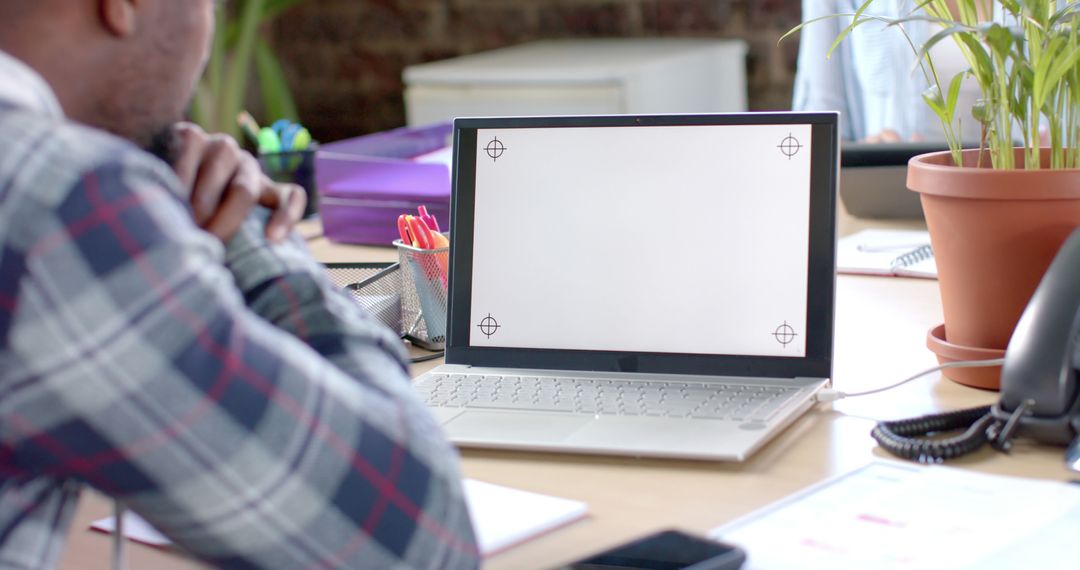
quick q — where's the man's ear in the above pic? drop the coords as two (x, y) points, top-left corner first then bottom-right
(99, 0), (137, 37)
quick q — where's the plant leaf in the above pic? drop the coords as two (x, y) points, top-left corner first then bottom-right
(262, 0), (305, 20)
(1051, 2), (1080, 26)
(220, 0), (268, 140)
(915, 24), (977, 64)
(254, 37), (300, 124)
(780, 13), (852, 45)
(188, 83), (212, 129)
(922, 84), (947, 119)
(945, 71), (966, 121)
(998, 0), (1021, 14)
(984, 23), (1015, 60)
(954, 32), (993, 87)
(1038, 45), (1080, 107)
(827, 0), (886, 58)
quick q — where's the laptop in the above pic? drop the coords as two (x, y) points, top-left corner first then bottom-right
(413, 112), (839, 461)
(839, 142), (954, 219)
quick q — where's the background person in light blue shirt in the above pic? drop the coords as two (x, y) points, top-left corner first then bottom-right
(793, 0), (985, 143)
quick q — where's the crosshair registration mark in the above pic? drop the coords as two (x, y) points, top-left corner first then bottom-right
(477, 314), (501, 338)
(778, 133), (802, 159)
(772, 321), (798, 348)
(485, 137), (507, 162)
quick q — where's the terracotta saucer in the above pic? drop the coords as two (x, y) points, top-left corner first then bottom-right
(926, 324), (1005, 391)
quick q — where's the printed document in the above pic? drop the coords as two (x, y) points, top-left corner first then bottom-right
(712, 461), (1080, 569)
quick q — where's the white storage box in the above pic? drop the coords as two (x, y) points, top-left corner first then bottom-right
(403, 39), (748, 125)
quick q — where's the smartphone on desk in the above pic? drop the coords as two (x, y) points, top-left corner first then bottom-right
(553, 529), (746, 570)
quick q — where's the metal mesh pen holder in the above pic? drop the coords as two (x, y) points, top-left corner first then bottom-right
(394, 239), (449, 350)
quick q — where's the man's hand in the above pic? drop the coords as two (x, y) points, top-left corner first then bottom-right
(860, 129), (902, 144)
(170, 122), (306, 243)
(860, 129), (926, 144)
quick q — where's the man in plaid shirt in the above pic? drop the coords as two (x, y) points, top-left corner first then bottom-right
(0, 1), (478, 568)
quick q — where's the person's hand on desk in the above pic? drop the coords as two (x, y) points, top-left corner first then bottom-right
(860, 129), (927, 144)
(169, 122), (306, 243)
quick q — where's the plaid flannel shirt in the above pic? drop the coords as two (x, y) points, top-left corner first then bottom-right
(0, 50), (478, 569)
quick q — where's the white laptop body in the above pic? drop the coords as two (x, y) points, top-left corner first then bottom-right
(414, 112), (840, 461)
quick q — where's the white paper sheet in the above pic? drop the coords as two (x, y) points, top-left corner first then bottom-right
(92, 478), (588, 557)
(463, 479), (588, 554)
(91, 508), (169, 547)
(711, 461), (1080, 570)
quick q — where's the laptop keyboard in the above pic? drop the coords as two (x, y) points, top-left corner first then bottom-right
(414, 373), (803, 422)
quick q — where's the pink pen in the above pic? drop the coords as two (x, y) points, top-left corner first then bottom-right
(417, 204), (440, 233)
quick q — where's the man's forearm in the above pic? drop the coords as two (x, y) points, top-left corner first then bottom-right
(15, 183), (479, 567)
(223, 213), (411, 376)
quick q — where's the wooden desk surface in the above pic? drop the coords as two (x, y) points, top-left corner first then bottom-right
(60, 214), (1074, 569)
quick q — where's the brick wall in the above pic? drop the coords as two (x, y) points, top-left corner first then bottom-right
(272, 0), (802, 143)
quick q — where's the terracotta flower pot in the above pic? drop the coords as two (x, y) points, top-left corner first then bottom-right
(907, 148), (1080, 390)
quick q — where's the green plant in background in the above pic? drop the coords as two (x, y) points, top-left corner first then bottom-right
(190, 0), (306, 141)
(786, 0), (1079, 170)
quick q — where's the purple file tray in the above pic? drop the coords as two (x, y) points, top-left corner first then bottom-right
(315, 122), (452, 245)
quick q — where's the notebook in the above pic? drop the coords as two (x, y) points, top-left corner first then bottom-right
(837, 229), (937, 279)
(413, 112), (839, 461)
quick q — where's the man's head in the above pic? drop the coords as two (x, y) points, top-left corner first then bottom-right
(0, 0), (215, 149)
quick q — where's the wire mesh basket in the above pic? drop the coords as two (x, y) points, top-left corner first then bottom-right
(394, 240), (449, 349)
(324, 262), (400, 334)
(324, 260), (446, 350)
(324, 262), (394, 290)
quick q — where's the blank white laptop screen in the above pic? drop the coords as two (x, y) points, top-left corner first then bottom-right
(429, 113), (836, 461)
(468, 124), (812, 357)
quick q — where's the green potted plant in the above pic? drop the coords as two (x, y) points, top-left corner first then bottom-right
(790, 0), (1080, 389)
(189, 0), (305, 141)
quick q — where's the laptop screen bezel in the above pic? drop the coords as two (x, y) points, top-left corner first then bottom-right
(447, 113), (838, 380)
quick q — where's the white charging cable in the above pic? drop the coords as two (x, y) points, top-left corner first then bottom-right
(815, 358), (1007, 403)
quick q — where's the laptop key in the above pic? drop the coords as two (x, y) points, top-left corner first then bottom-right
(682, 387), (718, 396)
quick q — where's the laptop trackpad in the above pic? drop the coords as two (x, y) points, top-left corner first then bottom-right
(444, 412), (591, 443)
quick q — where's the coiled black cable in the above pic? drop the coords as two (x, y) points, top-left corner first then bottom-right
(871, 405), (999, 463)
